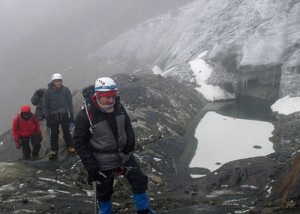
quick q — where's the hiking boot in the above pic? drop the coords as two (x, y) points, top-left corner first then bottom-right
(48, 151), (58, 160)
(66, 147), (76, 155)
(31, 155), (40, 160)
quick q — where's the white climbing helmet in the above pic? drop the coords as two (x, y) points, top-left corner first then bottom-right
(94, 77), (117, 92)
(52, 73), (63, 81)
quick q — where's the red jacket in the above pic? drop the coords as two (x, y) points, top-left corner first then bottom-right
(11, 113), (42, 146)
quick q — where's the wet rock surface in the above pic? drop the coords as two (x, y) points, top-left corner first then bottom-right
(1, 74), (300, 213)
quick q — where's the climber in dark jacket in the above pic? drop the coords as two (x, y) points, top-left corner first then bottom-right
(43, 73), (75, 159)
(73, 77), (155, 214)
(31, 88), (46, 121)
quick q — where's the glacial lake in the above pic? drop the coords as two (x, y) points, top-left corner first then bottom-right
(189, 98), (276, 176)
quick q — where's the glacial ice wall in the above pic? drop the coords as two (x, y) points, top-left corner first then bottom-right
(93, 0), (300, 101)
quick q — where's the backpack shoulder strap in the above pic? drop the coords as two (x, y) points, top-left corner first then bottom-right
(62, 87), (72, 118)
(83, 101), (93, 133)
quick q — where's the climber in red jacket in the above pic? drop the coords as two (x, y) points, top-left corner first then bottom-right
(11, 105), (42, 160)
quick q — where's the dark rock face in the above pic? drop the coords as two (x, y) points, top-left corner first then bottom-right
(268, 153), (300, 206)
(265, 113), (300, 210)
(203, 157), (280, 190)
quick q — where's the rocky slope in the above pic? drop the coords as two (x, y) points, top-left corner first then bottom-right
(0, 74), (205, 213)
(1, 74), (300, 213)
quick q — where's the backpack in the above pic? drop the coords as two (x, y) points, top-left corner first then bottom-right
(81, 85), (95, 131)
(82, 85), (95, 105)
(31, 88), (46, 120)
(31, 88), (46, 106)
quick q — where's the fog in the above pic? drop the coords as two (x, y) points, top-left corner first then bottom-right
(0, 0), (193, 132)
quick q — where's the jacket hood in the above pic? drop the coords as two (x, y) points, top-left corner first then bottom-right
(47, 82), (54, 88)
(20, 105), (31, 113)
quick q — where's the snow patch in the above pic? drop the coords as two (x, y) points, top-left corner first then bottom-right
(152, 65), (163, 75)
(39, 177), (71, 187)
(191, 174), (206, 178)
(271, 95), (300, 115)
(189, 53), (235, 101)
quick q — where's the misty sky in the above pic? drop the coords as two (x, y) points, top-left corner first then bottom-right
(0, 0), (193, 132)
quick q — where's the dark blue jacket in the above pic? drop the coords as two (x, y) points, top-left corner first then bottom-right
(42, 82), (74, 122)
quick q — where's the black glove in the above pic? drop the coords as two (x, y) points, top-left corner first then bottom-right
(87, 168), (106, 185)
(114, 167), (127, 176)
(122, 143), (134, 154)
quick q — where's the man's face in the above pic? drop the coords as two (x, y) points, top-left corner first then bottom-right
(21, 112), (32, 120)
(97, 95), (116, 106)
(53, 79), (62, 88)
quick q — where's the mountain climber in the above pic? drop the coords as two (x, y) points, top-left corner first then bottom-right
(73, 77), (156, 214)
(11, 105), (42, 160)
(31, 88), (46, 121)
(43, 73), (75, 159)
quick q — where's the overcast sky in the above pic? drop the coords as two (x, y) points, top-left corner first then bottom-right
(0, 0), (193, 132)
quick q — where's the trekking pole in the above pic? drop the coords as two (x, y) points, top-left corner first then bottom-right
(93, 181), (98, 214)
